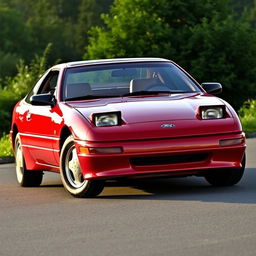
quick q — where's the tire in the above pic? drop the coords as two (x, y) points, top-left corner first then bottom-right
(60, 135), (105, 198)
(15, 134), (43, 187)
(204, 155), (246, 186)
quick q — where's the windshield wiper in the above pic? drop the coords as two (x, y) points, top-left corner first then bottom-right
(66, 90), (195, 101)
(65, 95), (109, 101)
(122, 91), (172, 97)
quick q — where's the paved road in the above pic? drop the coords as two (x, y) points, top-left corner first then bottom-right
(1, 139), (256, 256)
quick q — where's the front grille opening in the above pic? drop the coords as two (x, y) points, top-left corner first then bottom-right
(130, 153), (209, 166)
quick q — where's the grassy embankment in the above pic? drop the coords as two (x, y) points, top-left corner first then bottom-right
(0, 134), (13, 158)
(238, 100), (256, 133)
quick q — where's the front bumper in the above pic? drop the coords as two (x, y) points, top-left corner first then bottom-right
(75, 132), (246, 180)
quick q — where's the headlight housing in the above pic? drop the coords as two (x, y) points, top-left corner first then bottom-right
(93, 112), (121, 127)
(200, 106), (225, 120)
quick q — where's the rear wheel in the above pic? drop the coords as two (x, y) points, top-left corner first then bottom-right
(15, 134), (43, 187)
(204, 155), (245, 186)
(60, 135), (105, 198)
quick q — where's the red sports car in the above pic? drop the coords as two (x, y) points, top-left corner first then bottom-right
(10, 58), (246, 197)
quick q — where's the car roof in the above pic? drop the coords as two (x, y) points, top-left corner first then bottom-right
(52, 57), (171, 69)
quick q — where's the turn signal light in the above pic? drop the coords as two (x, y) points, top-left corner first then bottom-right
(219, 138), (245, 147)
(79, 147), (90, 154)
(79, 146), (122, 154)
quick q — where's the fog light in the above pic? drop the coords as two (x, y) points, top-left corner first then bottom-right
(219, 138), (245, 146)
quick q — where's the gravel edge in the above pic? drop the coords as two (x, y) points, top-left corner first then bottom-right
(0, 157), (15, 164)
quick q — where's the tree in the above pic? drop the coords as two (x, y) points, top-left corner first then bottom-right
(0, 44), (51, 134)
(75, 0), (113, 56)
(0, 5), (32, 54)
(0, 51), (20, 78)
(0, 4), (32, 77)
(85, 0), (172, 59)
(182, 15), (256, 108)
(0, 0), (114, 69)
(229, 0), (254, 15)
(85, 0), (256, 109)
(85, 0), (229, 59)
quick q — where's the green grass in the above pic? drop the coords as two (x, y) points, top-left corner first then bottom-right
(240, 115), (256, 133)
(238, 99), (256, 133)
(0, 133), (13, 157)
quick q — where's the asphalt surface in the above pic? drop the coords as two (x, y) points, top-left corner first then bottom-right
(1, 139), (256, 256)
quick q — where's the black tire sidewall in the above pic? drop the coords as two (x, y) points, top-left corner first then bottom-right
(60, 135), (91, 196)
(205, 154), (246, 186)
(15, 134), (25, 186)
(14, 134), (43, 187)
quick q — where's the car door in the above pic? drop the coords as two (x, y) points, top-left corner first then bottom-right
(19, 70), (61, 168)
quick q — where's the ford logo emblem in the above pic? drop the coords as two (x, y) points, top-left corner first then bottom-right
(161, 124), (175, 128)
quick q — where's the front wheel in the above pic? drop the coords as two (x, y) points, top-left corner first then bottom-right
(204, 155), (246, 186)
(15, 134), (43, 187)
(60, 135), (105, 198)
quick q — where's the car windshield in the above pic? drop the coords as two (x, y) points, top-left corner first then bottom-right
(62, 62), (201, 101)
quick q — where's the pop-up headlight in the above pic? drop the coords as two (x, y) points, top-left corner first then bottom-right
(200, 106), (225, 120)
(93, 112), (121, 127)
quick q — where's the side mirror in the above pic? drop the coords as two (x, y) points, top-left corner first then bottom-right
(30, 93), (56, 107)
(201, 82), (222, 95)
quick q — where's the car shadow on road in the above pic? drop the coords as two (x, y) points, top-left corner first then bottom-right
(41, 184), (63, 188)
(99, 168), (256, 204)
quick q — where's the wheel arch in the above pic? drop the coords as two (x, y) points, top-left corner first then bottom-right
(59, 126), (72, 154)
(11, 124), (19, 150)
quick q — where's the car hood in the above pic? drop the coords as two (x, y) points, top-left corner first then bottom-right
(68, 93), (226, 123)
(65, 93), (240, 141)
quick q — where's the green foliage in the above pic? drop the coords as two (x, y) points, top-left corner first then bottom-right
(238, 99), (256, 133)
(85, 0), (229, 59)
(85, 0), (174, 59)
(6, 43), (51, 98)
(0, 51), (20, 78)
(0, 133), (13, 157)
(75, 0), (113, 56)
(0, 44), (51, 134)
(85, 0), (256, 110)
(0, 89), (17, 133)
(0, 4), (32, 57)
(181, 15), (256, 109)
(20, 0), (77, 62)
(3, 43), (50, 100)
(0, 4), (32, 77)
(0, 0), (114, 80)
(230, 0), (254, 15)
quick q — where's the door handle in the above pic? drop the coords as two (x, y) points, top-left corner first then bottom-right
(26, 112), (32, 121)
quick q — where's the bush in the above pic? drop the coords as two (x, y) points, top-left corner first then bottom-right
(0, 44), (51, 134)
(0, 133), (13, 157)
(238, 99), (256, 133)
(6, 43), (51, 98)
(0, 51), (21, 78)
(0, 88), (19, 133)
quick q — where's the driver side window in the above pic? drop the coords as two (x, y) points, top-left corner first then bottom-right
(38, 71), (59, 95)
(25, 70), (60, 104)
